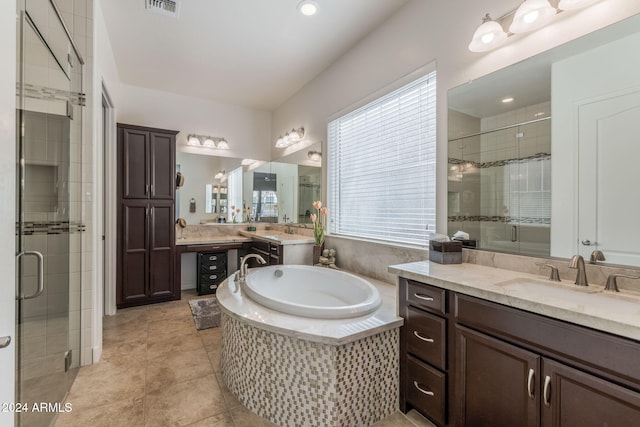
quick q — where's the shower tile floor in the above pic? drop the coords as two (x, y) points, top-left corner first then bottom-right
(54, 290), (435, 427)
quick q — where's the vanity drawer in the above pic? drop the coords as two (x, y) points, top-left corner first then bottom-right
(250, 239), (270, 252)
(200, 271), (226, 284)
(407, 280), (447, 315)
(407, 307), (446, 370)
(199, 252), (226, 264)
(407, 355), (446, 426)
(199, 261), (226, 274)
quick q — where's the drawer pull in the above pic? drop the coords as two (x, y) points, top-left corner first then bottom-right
(209, 256), (218, 261)
(209, 265), (218, 270)
(413, 381), (435, 397)
(209, 275), (218, 280)
(414, 293), (434, 302)
(413, 331), (435, 343)
(543, 375), (552, 407)
(209, 284), (217, 290)
(527, 368), (535, 399)
(271, 246), (278, 251)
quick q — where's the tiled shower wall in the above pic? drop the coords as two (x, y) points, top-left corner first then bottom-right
(55, 0), (96, 367)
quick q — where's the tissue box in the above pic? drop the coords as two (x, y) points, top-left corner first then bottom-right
(429, 240), (462, 264)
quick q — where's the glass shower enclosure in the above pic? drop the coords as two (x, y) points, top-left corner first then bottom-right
(15, 0), (84, 425)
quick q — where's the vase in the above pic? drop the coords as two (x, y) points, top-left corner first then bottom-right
(313, 242), (324, 265)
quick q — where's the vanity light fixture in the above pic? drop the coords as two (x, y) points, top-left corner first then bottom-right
(502, 97), (515, 103)
(214, 170), (226, 180)
(241, 158), (257, 166)
(307, 151), (322, 162)
(510, 0), (557, 34)
(469, 14), (508, 52)
(275, 127), (305, 148)
(297, 0), (318, 16)
(186, 134), (230, 150)
(469, 0), (601, 53)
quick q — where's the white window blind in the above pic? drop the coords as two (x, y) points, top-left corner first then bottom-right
(227, 166), (243, 222)
(328, 71), (436, 246)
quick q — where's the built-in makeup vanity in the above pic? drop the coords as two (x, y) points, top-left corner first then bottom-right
(175, 225), (315, 295)
(390, 261), (640, 427)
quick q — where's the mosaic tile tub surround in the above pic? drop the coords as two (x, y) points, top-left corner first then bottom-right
(221, 313), (399, 426)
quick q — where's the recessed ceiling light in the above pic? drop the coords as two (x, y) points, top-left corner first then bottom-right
(297, 0), (318, 16)
(502, 97), (514, 103)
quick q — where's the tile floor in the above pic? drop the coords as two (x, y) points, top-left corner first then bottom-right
(54, 290), (434, 427)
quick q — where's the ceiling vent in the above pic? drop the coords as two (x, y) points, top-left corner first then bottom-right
(145, 0), (180, 17)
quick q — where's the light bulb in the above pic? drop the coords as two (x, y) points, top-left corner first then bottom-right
(297, 0), (318, 16)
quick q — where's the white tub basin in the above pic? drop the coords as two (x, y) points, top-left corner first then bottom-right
(243, 265), (382, 319)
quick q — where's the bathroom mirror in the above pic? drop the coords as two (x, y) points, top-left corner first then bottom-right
(447, 13), (640, 267)
(176, 141), (321, 225)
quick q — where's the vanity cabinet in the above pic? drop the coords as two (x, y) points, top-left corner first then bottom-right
(399, 280), (451, 426)
(454, 293), (640, 427)
(247, 239), (282, 266)
(399, 278), (640, 427)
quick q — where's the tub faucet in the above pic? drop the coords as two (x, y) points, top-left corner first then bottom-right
(569, 255), (588, 286)
(238, 254), (267, 282)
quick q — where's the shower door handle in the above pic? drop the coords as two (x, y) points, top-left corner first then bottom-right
(17, 250), (45, 300)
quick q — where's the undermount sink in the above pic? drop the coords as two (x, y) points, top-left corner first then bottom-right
(497, 278), (600, 294)
(496, 278), (640, 317)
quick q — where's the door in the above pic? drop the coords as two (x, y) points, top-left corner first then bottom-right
(15, 4), (83, 426)
(119, 200), (149, 305)
(541, 358), (640, 426)
(149, 132), (175, 199)
(455, 326), (540, 427)
(120, 127), (149, 199)
(578, 89), (640, 266)
(149, 201), (175, 298)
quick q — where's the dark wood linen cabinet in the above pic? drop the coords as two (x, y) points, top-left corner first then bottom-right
(117, 124), (179, 308)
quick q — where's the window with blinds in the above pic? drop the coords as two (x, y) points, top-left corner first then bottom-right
(327, 71), (436, 247)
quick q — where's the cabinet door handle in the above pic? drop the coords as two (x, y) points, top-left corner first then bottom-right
(414, 293), (434, 302)
(543, 375), (552, 407)
(413, 331), (435, 343)
(511, 225), (518, 242)
(145, 184), (149, 195)
(413, 381), (435, 396)
(0, 336), (11, 349)
(527, 368), (535, 399)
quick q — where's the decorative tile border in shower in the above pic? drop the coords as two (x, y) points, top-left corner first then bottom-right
(448, 216), (550, 225)
(19, 221), (86, 235)
(448, 152), (550, 169)
(221, 313), (399, 426)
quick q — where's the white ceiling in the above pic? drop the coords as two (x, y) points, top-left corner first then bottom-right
(100, 0), (409, 111)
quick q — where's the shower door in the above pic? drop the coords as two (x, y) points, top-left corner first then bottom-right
(15, 2), (84, 426)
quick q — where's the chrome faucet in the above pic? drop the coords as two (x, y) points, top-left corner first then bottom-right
(569, 255), (588, 286)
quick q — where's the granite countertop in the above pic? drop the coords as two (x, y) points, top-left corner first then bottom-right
(175, 235), (252, 246)
(238, 230), (315, 245)
(389, 261), (640, 341)
(216, 272), (403, 345)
